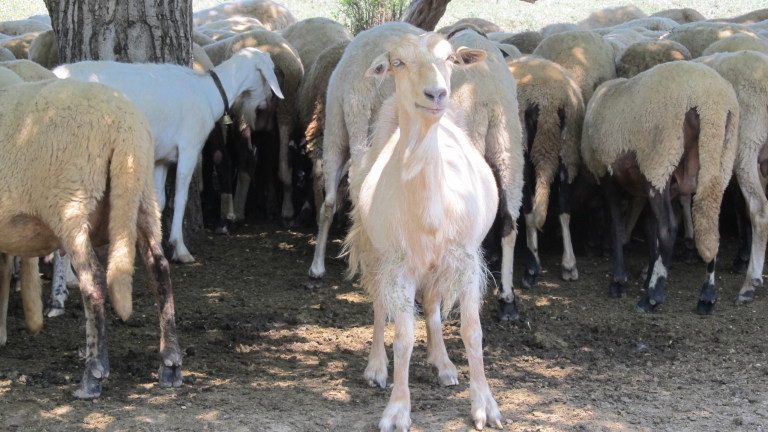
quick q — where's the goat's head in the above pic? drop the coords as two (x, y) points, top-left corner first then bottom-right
(232, 47), (284, 131)
(366, 33), (486, 124)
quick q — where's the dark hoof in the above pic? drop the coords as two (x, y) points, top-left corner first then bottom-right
(158, 363), (183, 388)
(609, 281), (626, 298)
(306, 276), (323, 290)
(736, 290), (755, 304)
(287, 210), (314, 229)
(682, 248), (699, 265)
(214, 219), (233, 235)
(73, 365), (105, 399)
(635, 297), (660, 313)
(521, 272), (538, 289)
(732, 256), (749, 274)
(697, 300), (716, 315)
(498, 297), (519, 321)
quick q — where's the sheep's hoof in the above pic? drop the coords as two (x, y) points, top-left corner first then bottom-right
(736, 290), (755, 304)
(521, 272), (538, 289)
(562, 266), (579, 281)
(158, 363), (183, 388)
(696, 299), (716, 315)
(682, 241), (699, 264)
(608, 281), (626, 298)
(732, 256), (749, 274)
(74, 365), (104, 399)
(44, 306), (65, 318)
(634, 297), (660, 313)
(214, 219), (233, 235)
(288, 208), (314, 229)
(306, 275), (323, 290)
(172, 252), (195, 264)
(497, 297), (519, 321)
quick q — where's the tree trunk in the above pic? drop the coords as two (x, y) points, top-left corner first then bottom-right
(44, 0), (205, 253)
(400, 0), (452, 31)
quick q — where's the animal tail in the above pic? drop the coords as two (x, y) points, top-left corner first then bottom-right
(692, 102), (739, 263)
(530, 105), (562, 230)
(20, 258), (42, 335)
(106, 122), (154, 321)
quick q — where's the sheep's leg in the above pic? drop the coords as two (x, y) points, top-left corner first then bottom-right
(636, 184), (676, 313)
(46, 250), (70, 318)
(521, 152), (541, 289)
(168, 155), (197, 263)
(461, 266), (503, 430)
(602, 175), (627, 297)
(69, 245), (109, 399)
(379, 277), (415, 432)
(138, 208), (183, 388)
(0, 253), (12, 347)
(278, 127), (295, 220)
(679, 194), (699, 264)
(423, 286), (458, 386)
(558, 164), (578, 281)
(735, 168), (768, 303)
(732, 188), (752, 274)
(19, 258), (42, 335)
(233, 126), (257, 222)
(364, 297), (388, 388)
(697, 258), (718, 314)
(497, 209), (518, 321)
(623, 196), (646, 245)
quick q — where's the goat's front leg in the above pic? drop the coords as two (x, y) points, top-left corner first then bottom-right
(423, 286), (458, 386)
(364, 297), (388, 388)
(70, 246), (109, 399)
(379, 279), (415, 432)
(0, 254), (12, 346)
(138, 209), (183, 388)
(462, 268), (502, 430)
(558, 164), (578, 281)
(168, 154), (197, 263)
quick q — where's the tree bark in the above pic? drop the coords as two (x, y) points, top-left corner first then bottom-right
(400, 0), (452, 31)
(44, 0), (205, 253)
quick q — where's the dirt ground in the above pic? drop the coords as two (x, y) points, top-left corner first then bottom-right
(1, 217), (767, 432)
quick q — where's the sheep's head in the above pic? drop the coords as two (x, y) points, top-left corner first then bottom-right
(366, 33), (486, 124)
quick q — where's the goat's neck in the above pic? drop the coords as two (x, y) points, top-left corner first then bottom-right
(208, 56), (258, 118)
(396, 102), (443, 182)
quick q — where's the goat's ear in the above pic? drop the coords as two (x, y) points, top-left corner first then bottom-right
(454, 47), (487, 67)
(366, 53), (391, 77)
(254, 58), (285, 99)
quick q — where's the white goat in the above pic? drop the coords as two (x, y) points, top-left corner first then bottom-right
(54, 48), (283, 262)
(345, 33), (502, 431)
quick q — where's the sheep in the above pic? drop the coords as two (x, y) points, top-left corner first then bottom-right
(54, 47), (283, 263)
(701, 33), (768, 56)
(0, 46), (14, 62)
(507, 55), (585, 284)
(691, 51), (768, 303)
(192, 43), (214, 72)
(663, 22), (760, 57)
(603, 28), (647, 48)
(0, 32), (41, 60)
(344, 31), (502, 431)
(615, 39), (691, 78)
(281, 17), (352, 73)
(494, 42), (522, 59)
(499, 31), (543, 54)
(0, 78), (183, 398)
(540, 23), (583, 38)
(582, 61), (739, 314)
(439, 17), (502, 35)
(532, 30), (617, 103)
(610, 17), (680, 31)
(709, 9), (768, 25)
(0, 59), (57, 81)
(196, 16), (266, 33)
(307, 22), (422, 290)
(193, 30), (216, 47)
(0, 66), (22, 87)
(0, 19), (50, 36)
(27, 14), (52, 26)
(193, 0), (298, 31)
(578, 6), (647, 30)
(198, 28), (239, 42)
(28, 29), (58, 69)
(204, 30), (303, 221)
(650, 8), (705, 24)
(751, 20), (768, 32)
(486, 32), (514, 42)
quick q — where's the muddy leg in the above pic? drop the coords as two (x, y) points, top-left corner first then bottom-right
(423, 287), (458, 386)
(0, 254), (12, 346)
(636, 184), (676, 313)
(602, 175), (627, 297)
(364, 297), (388, 388)
(378, 278), (415, 432)
(46, 250), (70, 318)
(461, 266), (502, 430)
(559, 164), (578, 281)
(138, 210), (183, 388)
(679, 194), (699, 264)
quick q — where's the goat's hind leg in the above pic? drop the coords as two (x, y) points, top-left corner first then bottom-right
(423, 284), (458, 386)
(364, 296), (388, 388)
(138, 207), (183, 388)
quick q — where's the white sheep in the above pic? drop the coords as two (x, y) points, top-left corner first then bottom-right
(344, 31), (502, 431)
(663, 22), (761, 57)
(650, 8), (705, 24)
(701, 33), (768, 56)
(610, 17), (680, 31)
(196, 16), (266, 33)
(708, 8), (768, 25)
(281, 17), (352, 73)
(0, 19), (50, 36)
(438, 17), (502, 35)
(582, 61), (739, 314)
(532, 30), (617, 103)
(0, 46), (15, 62)
(0, 77), (183, 398)
(198, 28), (239, 42)
(578, 6), (647, 29)
(193, 31), (216, 47)
(540, 23), (583, 38)
(193, 0), (297, 31)
(28, 29), (58, 69)
(54, 47), (283, 263)
(615, 39), (692, 79)
(0, 59), (57, 80)
(0, 32), (42, 59)
(507, 55), (585, 283)
(26, 14), (52, 26)
(500, 31), (544, 54)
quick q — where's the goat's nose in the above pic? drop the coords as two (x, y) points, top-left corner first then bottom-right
(424, 86), (447, 103)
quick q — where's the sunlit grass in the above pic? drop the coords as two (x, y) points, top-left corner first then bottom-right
(2, 1), (764, 31)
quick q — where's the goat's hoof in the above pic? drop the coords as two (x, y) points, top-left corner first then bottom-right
(306, 275), (323, 290)
(158, 363), (183, 388)
(471, 390), (503, 430)
(497, 297), (519, 321)
(44, 306), (65, 318)
(635, 297), (660, 313)
(364, 360), (388, 389)
(434, 362), (459, 386)
(562, 266), (579, 281)
(736, 290), (755, 304)
(732, 256), (749, 274)
(379, 400), (411, 432)
(608, 281), (626, 298)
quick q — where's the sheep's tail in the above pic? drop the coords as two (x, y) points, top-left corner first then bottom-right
(106, 124), (153, 321)
(20, 258), (42, 335)
(692, 104), (739, 263)
(530, 105), (562, 230)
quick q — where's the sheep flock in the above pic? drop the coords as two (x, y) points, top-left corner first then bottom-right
(2, 1), (768, 430)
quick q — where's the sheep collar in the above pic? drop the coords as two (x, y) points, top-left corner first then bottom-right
(209, 70), (233, 125)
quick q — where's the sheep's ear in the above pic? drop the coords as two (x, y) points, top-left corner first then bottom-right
(366, 53), (391, 77)
(454, 47), (487, 67)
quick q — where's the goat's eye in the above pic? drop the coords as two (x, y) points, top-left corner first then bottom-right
(392, 60), (403, 67)
(447, 54), (456, 62)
